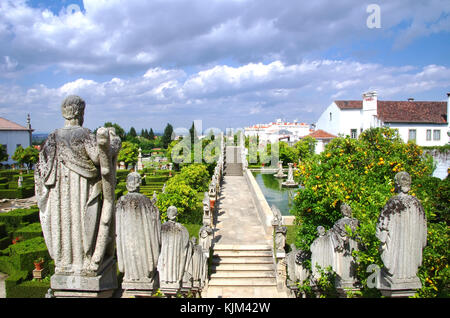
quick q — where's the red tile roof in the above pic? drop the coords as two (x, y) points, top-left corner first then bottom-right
(0, 117), (31, 131)
(306, 129), (337, 139)
(334, 100), (447, 124)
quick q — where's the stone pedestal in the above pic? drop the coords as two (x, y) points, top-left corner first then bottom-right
(32, 268), (44, 280)
(50, 258), (118, 298)
(377, 269), (421, 298)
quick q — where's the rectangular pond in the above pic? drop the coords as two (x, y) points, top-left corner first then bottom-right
(251, 170), (300, 216)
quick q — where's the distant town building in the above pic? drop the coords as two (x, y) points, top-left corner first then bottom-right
(0, 115), (34, 165)
(303, 129), (337, 154)
(244, 119), (311, 145)
(316, 92), (449, 147)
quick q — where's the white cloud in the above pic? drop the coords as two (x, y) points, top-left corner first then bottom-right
(1, 59), (449, 133)
(0, 0), (448, 77)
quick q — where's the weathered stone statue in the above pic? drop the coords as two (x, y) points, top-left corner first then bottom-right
(199, 225), (213, 257)
(310, 226), (334, 283)
(116, 172), (161, 294)
(35, 95), (121, 297)
(274, 161), (286, 178)
(137, 147), (143, 171)
(191, 237), (205, 292)
(157, 206), (190, 295)
(275, 226), (287, 256)
(286, 245), (310, 295)
(181, 239), (194, 294)
(376, 172), (427, 296)
(282, 163), (298, 187)
(202, 192), (211, 226)
(329, 203), (360, 292)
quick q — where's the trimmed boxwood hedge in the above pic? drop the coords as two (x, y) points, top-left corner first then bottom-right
(5, 236), (50, 272)
(0, 208), (39, 232)
(6, 278), (50, 298)
(14, 223), (43, 241)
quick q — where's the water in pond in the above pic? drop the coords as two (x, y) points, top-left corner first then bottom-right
(252, 170), (300, 216)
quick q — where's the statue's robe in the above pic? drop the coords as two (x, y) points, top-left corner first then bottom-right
(376, 193), (427, 284)
(157, 220), (189, 291)
(286, 248), (309, 287)
(310, 232), (334, 282)
(329, 217), (359, 287)
(191, 244), (204, 289)
(35, 127), (102, 274)
(116, 192), (161, 283)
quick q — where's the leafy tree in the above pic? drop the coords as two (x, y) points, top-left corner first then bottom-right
(161, 123), (174, 149)
(294, 136), (317, 161)
(12, 146), (39, 169)
(156, 179), (199, 223)
(173, 163), (210, 192)
(292, 127), (440, 297)
(278, 141), (298, 164)
(117, 141), (139, 169)
(0, 144), (8, 162)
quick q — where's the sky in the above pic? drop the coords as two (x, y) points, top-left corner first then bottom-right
(0, 0), (449, 134)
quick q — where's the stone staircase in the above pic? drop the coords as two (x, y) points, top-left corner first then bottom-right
(225, 146), (243, 176)
(205, 244), (286, 298)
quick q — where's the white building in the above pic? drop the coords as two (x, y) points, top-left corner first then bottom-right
(244, 119), (311, 145)
(0, 115), (33, 165)
(316, 92), (449, 146)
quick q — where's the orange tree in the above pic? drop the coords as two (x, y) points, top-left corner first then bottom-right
(291, 127), (449, 297)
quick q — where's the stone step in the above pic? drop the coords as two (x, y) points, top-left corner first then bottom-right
(212, 256), (273, 265)
(213, 250), (273, 257)
(213, 244), (272, 251)
(210, 270), (276, 278)
(210, 263), (275, 272)
(208, 277), (277, 287)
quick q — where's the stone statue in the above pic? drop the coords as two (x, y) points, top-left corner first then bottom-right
(274, 161), (286, 178)
(286, 245), (310, 292)
(191, 237), (205, 291)
(271, 205), (283, 227)
(202, 192), (211, 226)
(116, 172), (161, 292)
(329, 203), (360, 291)
(282, 163), (298, 187)
(310, 226), (334, 283)
(181, 239), (194, 294)
(376, 172), (427, 296)
(199, 225), (213, 257)
(137, 147), (143, 171)
(275, 226), (287, 255)
(35, 96), (121, 296)
(157, 206), (190, 295)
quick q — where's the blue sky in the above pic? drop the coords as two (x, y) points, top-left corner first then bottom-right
(0, 0), (449, 133)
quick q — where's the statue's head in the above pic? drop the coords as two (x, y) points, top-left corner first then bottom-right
(126, 172), (141, 193)
(61, 95), (85, 126)
(191, 237), (197, 244)
(317, 226), (326, 236)
(167, 206), (178, 221)
(394, 171), (411, 194)
(340, 203), (352, 217)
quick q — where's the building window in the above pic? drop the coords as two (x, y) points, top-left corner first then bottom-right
(329, 112), (332, 121)
(426, 130), (432, 141)
(408, 129), (416, 142)
(433, 130), (441, 141)
(351, 129), (357, 139)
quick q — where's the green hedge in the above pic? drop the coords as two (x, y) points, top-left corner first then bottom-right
(0, 186), (35, 199)
(0, 222), (6, 238)
(0, 208), (39, 232)
(14, 223), (43, 241)
(6, 278), (50, 298)
(5, 236), (50, 272)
